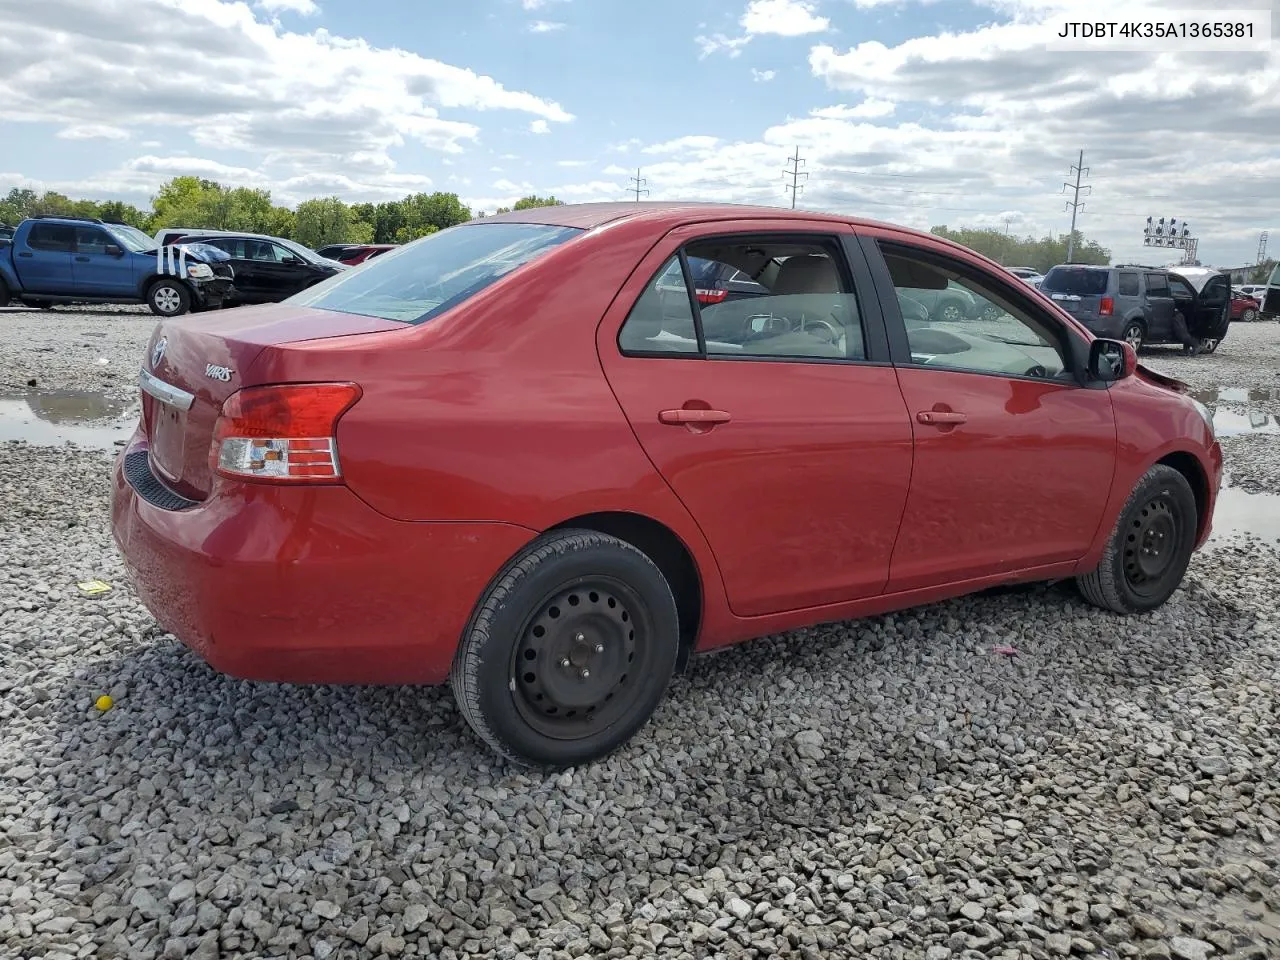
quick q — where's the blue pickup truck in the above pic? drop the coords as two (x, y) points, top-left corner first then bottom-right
(0, 215), (234, 316)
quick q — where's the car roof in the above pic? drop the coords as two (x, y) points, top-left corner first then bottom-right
(478, 201), (998, 266)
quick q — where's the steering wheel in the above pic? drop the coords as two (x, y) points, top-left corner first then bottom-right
(1023, 364), (1048, 379)
(800, 317), (842, 343)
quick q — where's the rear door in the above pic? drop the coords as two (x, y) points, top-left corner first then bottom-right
(202, 238), (261, 300)
(1143, 272), (1175, 340)
(17, 223), (75, 293)
(71, 226), (136, 296)
(862, 234), (1116, 591)
(597, 219), (914, 617)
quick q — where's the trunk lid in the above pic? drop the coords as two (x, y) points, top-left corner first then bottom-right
(140, 304), (402, 500)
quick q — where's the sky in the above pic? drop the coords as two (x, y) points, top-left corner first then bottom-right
(0, 0), (1277, 267)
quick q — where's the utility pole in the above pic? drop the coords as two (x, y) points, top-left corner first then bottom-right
(1061, 150), (1091, 263)
(783, 146), (808, 209)
(1003, 217), (1012, 235)
(629, 168), (648, 202)
(1258, 231), (1269, 264)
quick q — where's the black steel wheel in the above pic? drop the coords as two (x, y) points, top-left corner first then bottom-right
(1076, 464), (1198, 614)
(451, 529), (680, 768)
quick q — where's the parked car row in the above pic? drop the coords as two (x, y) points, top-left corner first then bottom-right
(0, 215), (399, 315)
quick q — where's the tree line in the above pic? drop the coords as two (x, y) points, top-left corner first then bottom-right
(928, 225), (1111, 273)
(0, 180), (565, 250)
(2, 181), (1130, 269)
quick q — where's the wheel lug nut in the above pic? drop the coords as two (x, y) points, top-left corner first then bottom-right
(594, 643), (604, 653)
(580, 668), (591, 679)
(575, 632), (585, 642)
(560, 658), (571, 668)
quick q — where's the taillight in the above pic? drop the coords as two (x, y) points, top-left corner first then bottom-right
(1099, 296), (1114, 317)
(211, 382), (361, 483)
(695, 288), (728, 305)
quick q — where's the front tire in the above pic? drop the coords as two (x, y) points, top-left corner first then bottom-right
(1076, 464), (1198, 614)
(1241, 307), (1257, 323)
(451, 529), (680, 768)
(147, 279), (191, 317)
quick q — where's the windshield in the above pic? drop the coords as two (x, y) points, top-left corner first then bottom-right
(275, 236), (327, 263)
(1040, 266), (1109, 296)
(288, 221), (582, 324)
(1271, 263), (1280, 286)
(107, 224), (157, 253)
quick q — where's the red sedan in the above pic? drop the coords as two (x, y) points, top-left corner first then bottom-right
(111, 203), (1223, 768)
(1230, 292), (1261, 322)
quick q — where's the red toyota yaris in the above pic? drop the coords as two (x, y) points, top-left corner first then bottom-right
(112, 203), (1223, 768)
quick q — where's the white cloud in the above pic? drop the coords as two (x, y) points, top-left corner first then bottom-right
(741, 0), (829, 36)
(752, 68), (777, 82)
(810, 98), (896, 119)
(696, 33), (752, 58)
(56, 123), (130, 140)
(528, 20), (565, 33)
(556, 159), (590, 167)
(258, 0), (318, 15)
(530, 119), (550, 134)
(0, 0), (573, 185)
(698, 0), (829, 57)
(521, 0), (569, 8)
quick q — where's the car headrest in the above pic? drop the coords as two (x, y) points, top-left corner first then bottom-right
(772, 255), (840, 295)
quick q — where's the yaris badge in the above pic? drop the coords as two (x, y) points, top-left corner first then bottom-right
(151, 338), (167, 367)
(205, 363), (233, 382)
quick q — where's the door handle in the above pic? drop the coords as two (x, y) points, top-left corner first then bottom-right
(916, 410), (967, 425)
(75, 256), (90, 262)
(658, 408), (731, 425)
(18, 251), (32, 258)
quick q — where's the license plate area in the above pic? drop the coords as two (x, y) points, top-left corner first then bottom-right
(150, 403), (186, 483)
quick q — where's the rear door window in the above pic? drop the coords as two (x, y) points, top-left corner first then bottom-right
(1117, 272), (1139, 296)
(28, 224), (75, 251)
(1145, 273), (1171, 297)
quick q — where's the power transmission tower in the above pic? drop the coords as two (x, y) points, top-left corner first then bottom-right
(1060, 150), (1091, 262)
(783, 146), (808, 209)
(1258, 231), (1269, 264)
(629, 168), (648, 202)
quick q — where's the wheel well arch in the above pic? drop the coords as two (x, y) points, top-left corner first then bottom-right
(1156, 450), (1209, 539)
(548, 511), (702, 671)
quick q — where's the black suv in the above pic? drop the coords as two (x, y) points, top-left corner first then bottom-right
(1039, 263), (1231, 353)
(162, 232), (345, 305)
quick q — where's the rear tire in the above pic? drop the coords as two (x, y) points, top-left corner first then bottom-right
(1241, 307), (1257, 323)
(450, 529), (680, 769)
(0, 278), (9, 308)
(1076, 464), (1198, 614)
(1122, 321), (1144, 351)
(147, 279), (191, 317)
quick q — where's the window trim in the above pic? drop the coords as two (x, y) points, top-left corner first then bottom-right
(615, 229), (883, 366)
(868, 236), (1089, 387)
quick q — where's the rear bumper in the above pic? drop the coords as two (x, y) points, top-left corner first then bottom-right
(110, 434), (536, 685)
(1075, 316), (1124, 339)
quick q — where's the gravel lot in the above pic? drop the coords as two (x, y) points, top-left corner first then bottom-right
(1, 306), (1278, 960)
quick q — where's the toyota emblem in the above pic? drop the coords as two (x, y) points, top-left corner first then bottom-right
(151, 337), (167, 368)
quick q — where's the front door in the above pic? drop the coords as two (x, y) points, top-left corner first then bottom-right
(598, 222), (914, 617)
(71, 226), (136, 296)
(863, 235), (1117, 592)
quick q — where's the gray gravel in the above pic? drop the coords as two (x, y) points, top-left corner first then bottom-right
(1, 310), (1278, 960)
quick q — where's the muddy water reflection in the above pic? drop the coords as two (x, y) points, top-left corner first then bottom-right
(0, 389), (137, 450)
(1211, 483), (1280, 546)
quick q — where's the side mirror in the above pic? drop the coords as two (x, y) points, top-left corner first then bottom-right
(1088, 337), (1136, 382)
(105, 244), (123, 257)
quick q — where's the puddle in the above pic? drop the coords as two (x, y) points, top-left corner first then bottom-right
(1210, 483), (1280, 546)
(0, 390), (138, 450)
(1192, 387), (1280, 404)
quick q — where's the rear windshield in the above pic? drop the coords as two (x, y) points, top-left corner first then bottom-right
(1040, 267), (1109, 296)
(289, 222), (582, 324)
